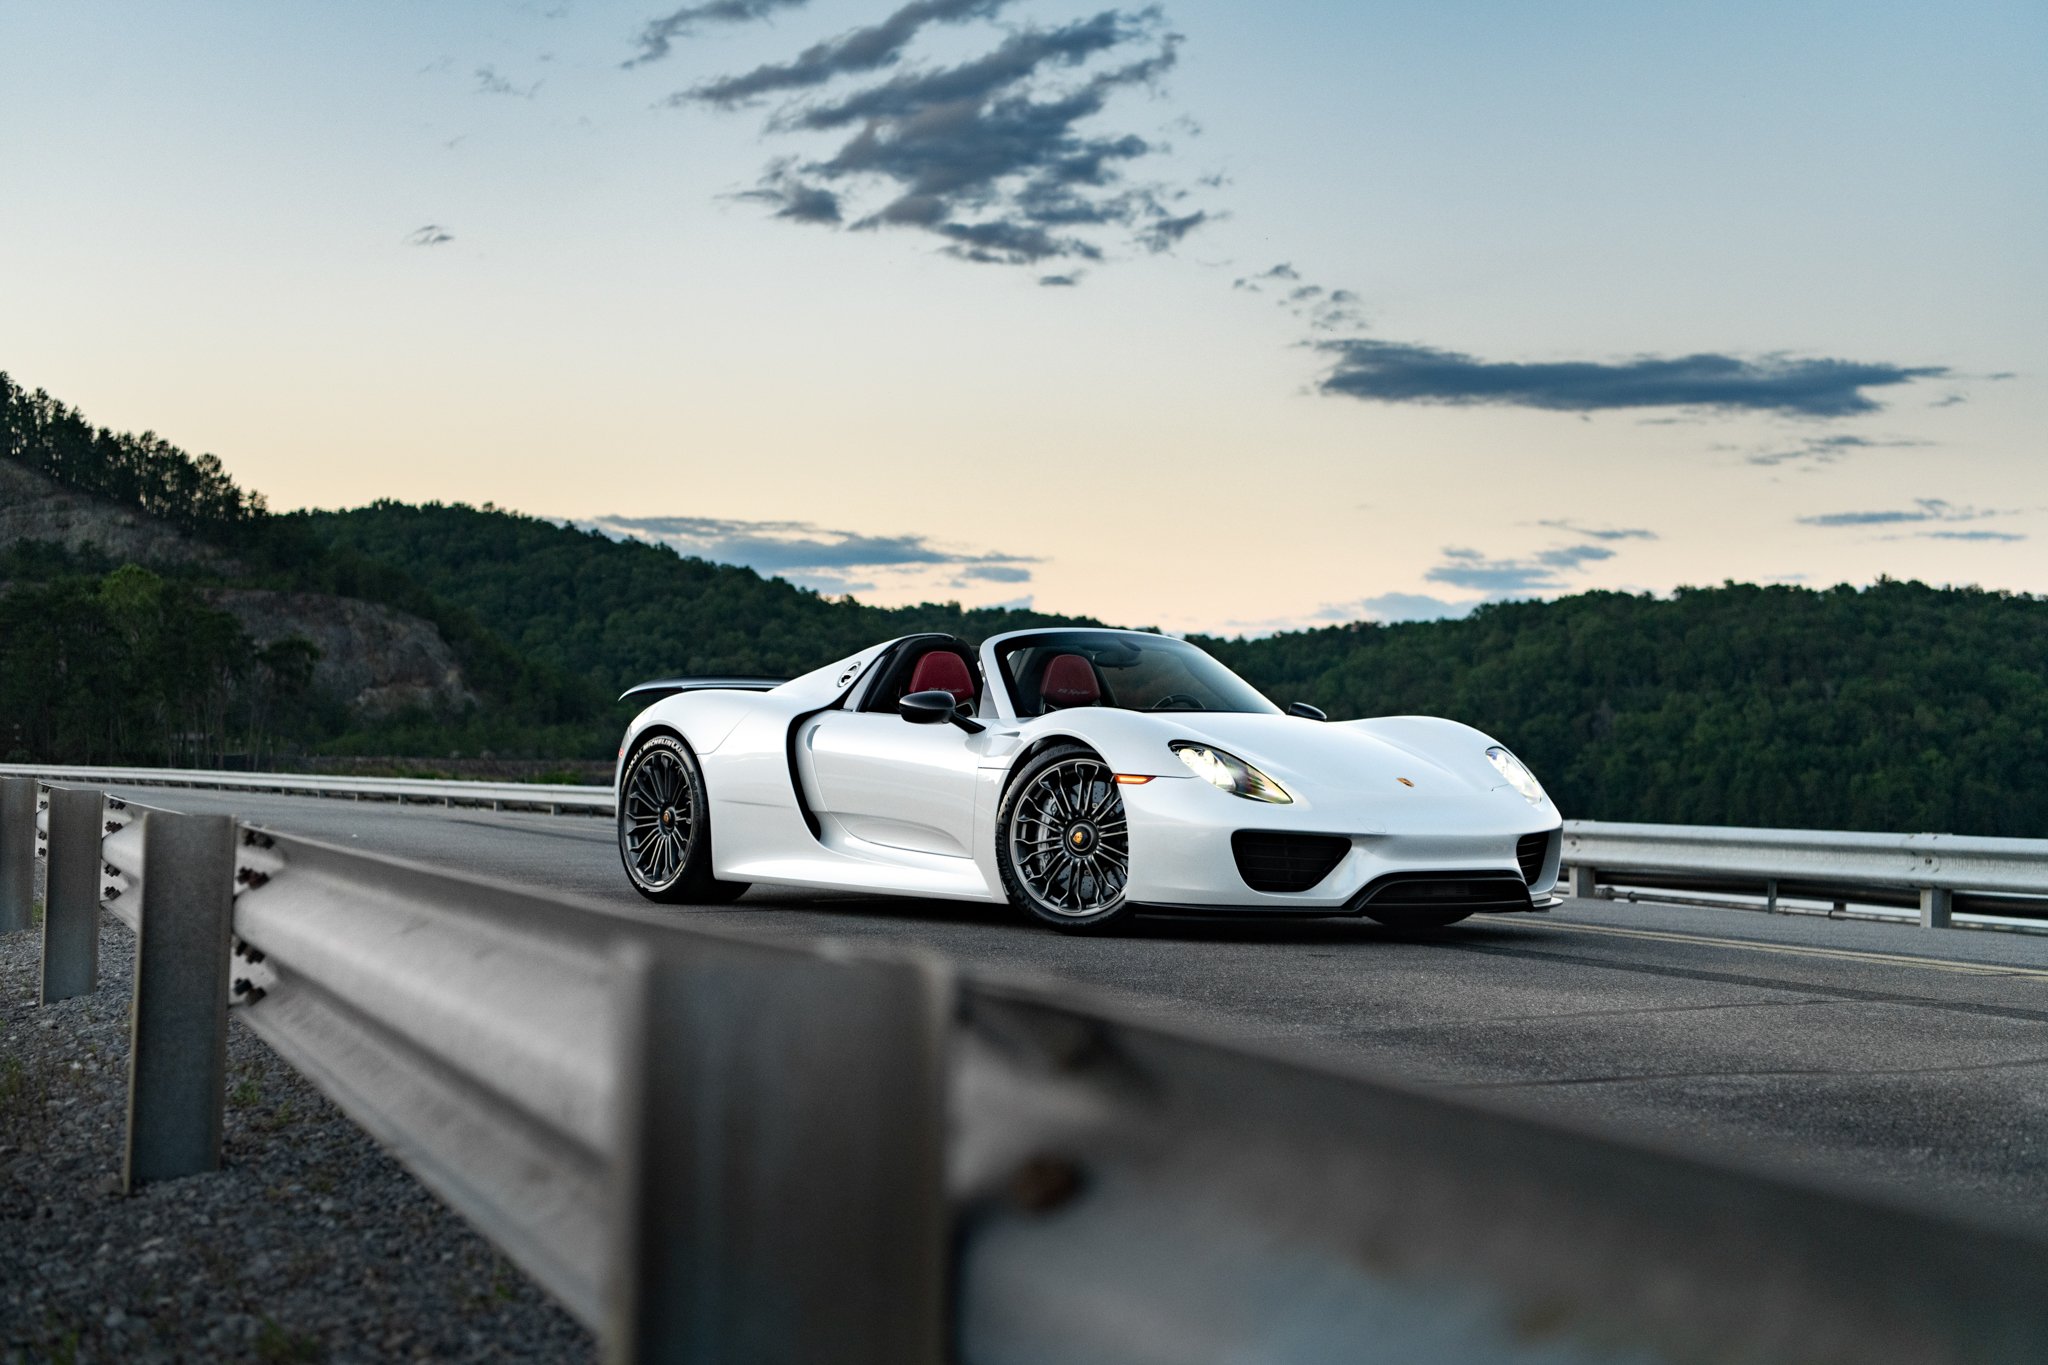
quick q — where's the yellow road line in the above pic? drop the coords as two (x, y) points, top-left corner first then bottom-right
(1514, 917), (2048, 980)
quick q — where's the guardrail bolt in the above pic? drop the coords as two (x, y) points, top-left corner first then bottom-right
(108, 798), (127, 811)
(235, 867), (270, 890)
(233, 978), (251, 996)
(240, 831), (275, 851)
(104, 821), (121, 835)
(1008, 1154), (1085, 1214)
(103, 862), (119, 877)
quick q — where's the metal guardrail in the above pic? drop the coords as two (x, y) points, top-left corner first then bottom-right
(6, 774), (2048, 1361)
(0, 762), (612, 814)
(1564, 821), (2048, 929)
(12, 762), (2047, 932)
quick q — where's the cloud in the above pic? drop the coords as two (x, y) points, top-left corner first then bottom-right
(475, 65), (542, 98)
(1317, 340), (1946, 417)
(1038, 272), (1081, 287)
(1797, 498), (2000, 528)
(1315, 592), (1481, 625)
(1233, 264), (1363, 329)
(624, 0), (814, 67)
(1535, 519), (1657, 542)
(1744, 434), (1927, 469)
(1921, 529), (2026, 542)
(577, 513), (1040, 597)
(1423, 543), (1618, 594)
(1231, 263), (1298, 291)
(403, 225), (455, 246)
(679, 0), (1010, 106)
(736, 166), (844, 222)
(681, 5), (1208, 268)
(954, 563), (1033, 583)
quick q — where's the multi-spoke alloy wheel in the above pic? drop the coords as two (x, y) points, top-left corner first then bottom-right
(997, 745), (1135, 932)
(617, 733), (748, 904)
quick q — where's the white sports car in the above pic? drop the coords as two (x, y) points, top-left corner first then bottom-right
(614, 628), (1563, 933)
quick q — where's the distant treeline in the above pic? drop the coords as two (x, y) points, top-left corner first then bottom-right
(300, 500), (1092, 690)
(4, 369), (2044, 834)
(0, 564), (316, 766)
(1198, 581), (2048, 837)
(0, 372), (265, 538)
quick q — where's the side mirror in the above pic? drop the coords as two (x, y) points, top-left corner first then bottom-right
(900, 690), (956, 724)
(901, 690), (987, 733)
(1288, 701), (1328, 721)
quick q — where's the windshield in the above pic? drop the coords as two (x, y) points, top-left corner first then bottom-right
(993, 631), (1279, 717)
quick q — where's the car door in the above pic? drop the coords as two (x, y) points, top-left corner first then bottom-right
(798, 711), (986, 859)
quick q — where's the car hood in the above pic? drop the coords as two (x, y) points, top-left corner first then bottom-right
(1157, 711), (1543, 823)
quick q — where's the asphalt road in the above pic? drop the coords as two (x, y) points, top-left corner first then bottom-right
(105, 784), (2048, 1234)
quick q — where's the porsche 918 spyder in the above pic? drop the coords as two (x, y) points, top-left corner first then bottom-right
(614, 628), (1563, 933)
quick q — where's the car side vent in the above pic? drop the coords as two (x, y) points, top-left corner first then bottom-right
(1232, 832), (1352, 893)
(1516, 832), (1551, 885)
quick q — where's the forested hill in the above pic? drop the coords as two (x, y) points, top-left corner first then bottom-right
(307, 500), (2048, 834)
(4, 367), (2045, 834)
(296, 502), (1091, 694)
(1197, 582), (2048, 837)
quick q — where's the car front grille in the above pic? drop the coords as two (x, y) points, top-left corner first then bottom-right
(1231, 832), (1352, 893)
(1516, 832), (1551, 885)
(1357, 873), (1534, 914)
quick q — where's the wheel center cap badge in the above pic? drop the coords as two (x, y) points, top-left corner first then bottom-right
(1068, 823), (1096, 853)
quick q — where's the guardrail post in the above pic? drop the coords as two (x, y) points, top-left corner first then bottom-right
(606, 945), (950, 1365)
(1570, 865), (1597, 898)
(123, 811), (237, 1190)
(0, 776), (33, 933)
(41, 786), (103, 1003)
(1919, 887), (1953, 930)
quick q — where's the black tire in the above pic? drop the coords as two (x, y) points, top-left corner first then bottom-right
(995, 743), (1136, 934)
(618, 733), (750, 904)
(1363, 908), (1473, 929)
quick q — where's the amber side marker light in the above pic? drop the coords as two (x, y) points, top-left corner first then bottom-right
(1114, 774), (1156, 785)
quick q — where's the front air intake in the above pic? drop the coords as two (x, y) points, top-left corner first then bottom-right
(1516, 832), (1552, 885)
(1232, 832), (1352, 893)
(1357, 873), (1535, 914)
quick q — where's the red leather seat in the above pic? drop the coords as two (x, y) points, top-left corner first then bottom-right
(908, 651), (975, 704)
(1039, 654), (1100, 708)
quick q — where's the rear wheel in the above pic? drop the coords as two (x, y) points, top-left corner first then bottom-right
(618, 733), (749, 904)
(996, 744), (1135, 934)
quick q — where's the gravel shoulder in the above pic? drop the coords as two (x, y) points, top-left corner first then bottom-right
(1, 916), (592, 1364)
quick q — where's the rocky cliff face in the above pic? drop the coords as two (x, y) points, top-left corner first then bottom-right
(209, 590), (478, 717)
(0, 459), (221, 567)
(2, 459), (476, 719)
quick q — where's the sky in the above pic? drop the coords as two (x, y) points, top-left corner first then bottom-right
(2, 0), (2042, 634)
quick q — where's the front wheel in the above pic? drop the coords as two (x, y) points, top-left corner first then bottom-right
(618, 733), (750, 904)
(996, 744), (1136, 934)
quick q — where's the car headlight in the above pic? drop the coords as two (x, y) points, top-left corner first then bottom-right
(1485, 746), (1547, 805)
(1170, 742), (1292, 804)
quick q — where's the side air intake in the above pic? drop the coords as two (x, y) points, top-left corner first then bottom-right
(1517, 832), (1553, 885)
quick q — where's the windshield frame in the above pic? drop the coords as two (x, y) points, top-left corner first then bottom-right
(983, 629), (1280, 720)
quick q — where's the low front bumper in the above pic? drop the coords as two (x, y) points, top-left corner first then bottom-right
(1119, 774), (1561, 913)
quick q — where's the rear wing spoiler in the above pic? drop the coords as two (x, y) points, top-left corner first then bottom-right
(619, 676), (788, 704)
